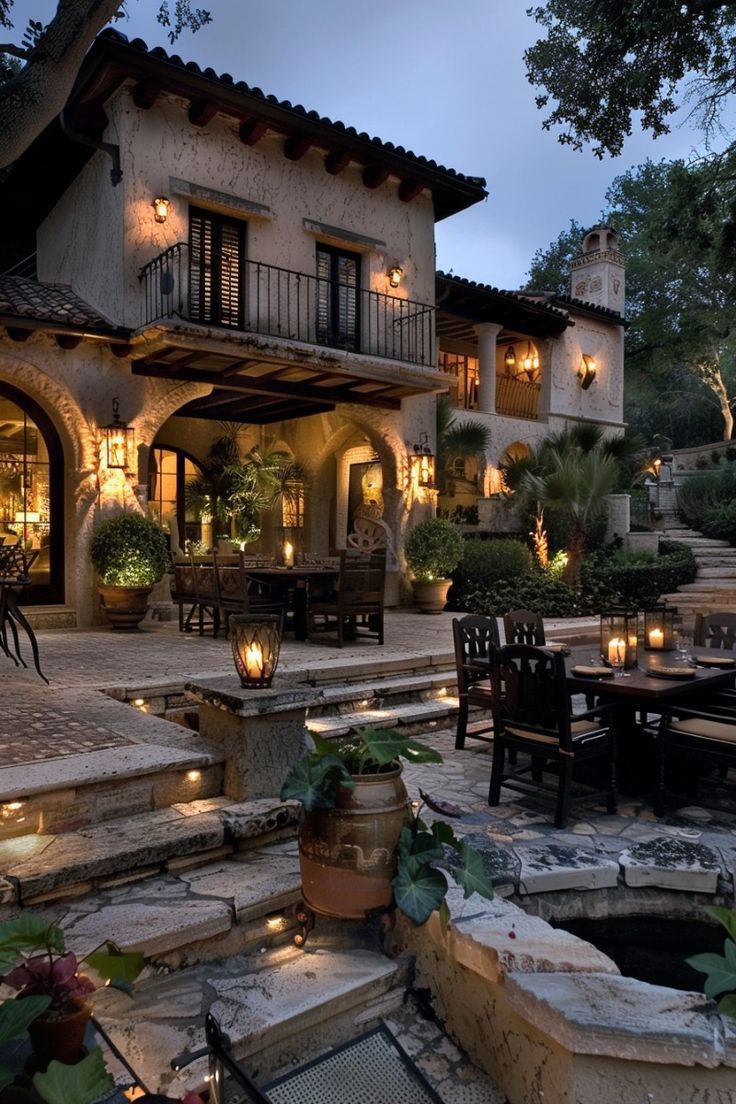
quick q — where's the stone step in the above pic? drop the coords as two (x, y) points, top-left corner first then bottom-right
(696, 567), (736, 578)
(308, 695), (461, 738)
(677, 581), (736, 593)
(92, 938), (408, 1098)
(0, 796), (299, 906)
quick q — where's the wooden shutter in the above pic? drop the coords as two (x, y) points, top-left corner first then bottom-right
(315, 245), (360, 350)
(189, 208), (245, 329)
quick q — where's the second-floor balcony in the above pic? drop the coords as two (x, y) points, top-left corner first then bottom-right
(438, 350), (541, 421)
(139, 243), (435, 369)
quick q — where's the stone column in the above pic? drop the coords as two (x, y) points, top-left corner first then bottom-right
(474, 323), (503, 414)
(605, 493), (630, 543)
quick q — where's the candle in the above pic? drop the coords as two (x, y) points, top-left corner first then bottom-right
(283, 541), (294, 568)
(648, 628), (664, 649)
(245, 641), (264, 679)
(608, 638), (626, 665)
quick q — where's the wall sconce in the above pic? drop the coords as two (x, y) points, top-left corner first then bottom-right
(230, 613), (284, 689)
(152, 196), (171, 223)
(521, 341), (540, 381)
(411, 431), (436, 489)
(103, 397), (134, 470)
(578, 354), (597, 389)
(388, 265), (403, 289)
(504, 345), (516, 375)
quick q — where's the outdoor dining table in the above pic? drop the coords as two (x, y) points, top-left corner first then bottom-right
(245, 564), (339, 641)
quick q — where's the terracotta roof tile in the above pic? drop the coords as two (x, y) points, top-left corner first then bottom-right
(0, 276), (118, 332)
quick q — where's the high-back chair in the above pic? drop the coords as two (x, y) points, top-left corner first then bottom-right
(488, 644), (617, 829)
(656, 701), (736, 815)
(189, 556), (221, 636)
(171, 562), (197, 632)
(308, 549), (386, 647)
(452, 615), (499, 749)
(693, 611), (736, 650)
(503, 608), (546, 646)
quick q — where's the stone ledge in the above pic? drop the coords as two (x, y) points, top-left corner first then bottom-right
(620, 838), (721, 893)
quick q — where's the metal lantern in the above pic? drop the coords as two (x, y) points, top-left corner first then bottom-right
(230, 614), (283, 688)
(103, 397), (133, 471)
(411, 431), (436, 490)
(643, 605), (676, 651)
(599, 608), (638, 670)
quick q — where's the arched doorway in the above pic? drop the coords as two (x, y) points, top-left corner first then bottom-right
(0, 381), (63, 604)
(148, 445), (204, 551)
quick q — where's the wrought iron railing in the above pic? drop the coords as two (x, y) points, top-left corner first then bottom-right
(139, 243), (435, 368)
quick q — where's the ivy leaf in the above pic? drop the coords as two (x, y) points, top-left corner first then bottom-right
(85, 944), (145, 987)
(431, 820), (458, 848)
(408, 830), (444, 864)
(419, 790), (463, 818)
(359, 729), (442, 767)
(0, 916), (65, 972)
(718, 993), (736, 1020)
(392, 856), (448, 925)
(452, 843), (495, 903)
(0, 995), (51, 1044)
(279, 753), (353, 809)
(705, 906), (736, 943)
(686, 949), (736, 999)
(33, 1047), (113, 1104)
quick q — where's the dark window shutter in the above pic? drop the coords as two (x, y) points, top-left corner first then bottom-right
(189, 208), (245, 329)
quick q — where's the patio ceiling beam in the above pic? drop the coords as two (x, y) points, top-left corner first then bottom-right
(181, 395), (335, 424)
(132, 360), (402, 409)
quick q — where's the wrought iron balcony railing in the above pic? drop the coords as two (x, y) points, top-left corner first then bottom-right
(139, 243), (435, 368)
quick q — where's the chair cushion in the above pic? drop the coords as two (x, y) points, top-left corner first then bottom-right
(504, 719), (604, 746)
(670, 717), (736, 744)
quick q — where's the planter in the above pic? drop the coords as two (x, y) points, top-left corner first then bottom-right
(298, 767), (411, 919)
(98, 584), (152, 630)
(27, 1001), (92, 1070)
(411, 578), (452, 614)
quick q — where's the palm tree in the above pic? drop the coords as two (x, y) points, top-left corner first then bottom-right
(436, 396), (491, 496)
(520, 448), (619, 585)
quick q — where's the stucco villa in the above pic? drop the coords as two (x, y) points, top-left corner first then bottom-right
(0, 30), (625, 629)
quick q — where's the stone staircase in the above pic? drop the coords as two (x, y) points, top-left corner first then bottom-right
(661, 524), (736, 627)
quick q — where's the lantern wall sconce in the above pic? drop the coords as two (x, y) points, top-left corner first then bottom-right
(578, 354), (597, 389)
(152, 196), (171, 223)
(599, 608), (638, 670)
(521, 341), (540, 380)
(643, 605), (676, 650)
(388, 264), (403, 289)
(230, 613), (284, 688)
(410, 431), (436, 489)
(103, 397), (134, 471)
(504, 345), (517, 375)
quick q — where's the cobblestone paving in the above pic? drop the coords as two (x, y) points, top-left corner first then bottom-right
(0, 705), (135, 765)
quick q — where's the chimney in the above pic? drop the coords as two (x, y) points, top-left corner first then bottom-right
(569, 225), (625, 315)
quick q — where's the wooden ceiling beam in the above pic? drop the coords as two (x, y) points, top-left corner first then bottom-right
(399, 179), (424, 203)
(284, 136), (312, 161)
(239, 118), (269, 146)
(188, 98), (219, 127)
(324, 150), (351, 175)
(131, 79), (161, 110)
(362, 165), (390, 190)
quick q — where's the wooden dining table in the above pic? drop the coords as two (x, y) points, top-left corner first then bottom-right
(244, 565), (339, 641)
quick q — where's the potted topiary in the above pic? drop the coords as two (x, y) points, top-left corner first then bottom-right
(404, 516), (464, 613)
(90, 512), (169, 630)
(280, 728), (493, 935)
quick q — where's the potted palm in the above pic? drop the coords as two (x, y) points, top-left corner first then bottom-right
(404, 516), (464, 613)
(90, 512), (169, 629)
(280, 728), (493, 929)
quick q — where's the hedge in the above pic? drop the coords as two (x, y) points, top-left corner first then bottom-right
(449, 538), (532, 607)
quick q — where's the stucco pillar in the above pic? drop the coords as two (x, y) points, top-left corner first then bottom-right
(474, 323), (502, 414)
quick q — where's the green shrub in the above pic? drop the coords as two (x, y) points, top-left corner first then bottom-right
(449, 538), (532, 607)
(404, 517), (464, 581)
(700, 502), (736, 544)
(90, 513), (169, 587)
(462, 575), (583, 618)
(678, 467), (736, 530)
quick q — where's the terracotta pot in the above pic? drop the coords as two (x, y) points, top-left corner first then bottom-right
(27, 1001), (92, 1070)
(411, 578), (452, 614)
(98, 584), (152, 630)
(298, 767), (411, 919)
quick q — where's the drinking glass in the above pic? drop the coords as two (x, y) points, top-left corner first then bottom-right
(675, 632), (691, 664)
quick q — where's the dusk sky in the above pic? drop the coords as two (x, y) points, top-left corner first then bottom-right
(18, 0), (720, 287)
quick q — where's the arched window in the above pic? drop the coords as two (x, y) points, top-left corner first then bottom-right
(450, 457), (467, 480)
(148, 446), (204, 549)
(0, 382), (63, 604)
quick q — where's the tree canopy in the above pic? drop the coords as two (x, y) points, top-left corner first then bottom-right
(0, 0), (211, 170)
(525, 1), (736, 158)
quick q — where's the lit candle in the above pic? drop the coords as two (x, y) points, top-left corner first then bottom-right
(608, 638), (626, 665)
(245, 641), (264, 679)
(283, 541), (294, 568)
(648, 628), (664, 649)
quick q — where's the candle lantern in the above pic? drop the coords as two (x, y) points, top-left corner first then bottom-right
(600, 609), (638, 670)
(230, 614), (283, 688)
(643, 606), (676, 651)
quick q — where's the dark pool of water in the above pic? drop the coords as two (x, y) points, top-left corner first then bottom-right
(554, 916), (723, 992)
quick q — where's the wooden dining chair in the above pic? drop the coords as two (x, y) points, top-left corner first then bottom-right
(488, 644), (617, 829)
(655, 703), (736, 815)
(452, 615), (499, 749)
(503, 608), (546, 646)
(693, 611), (736, 650)
(171, 562), (198, 632)
(308, 550), (385, 646)
(189, 556), (221, 636)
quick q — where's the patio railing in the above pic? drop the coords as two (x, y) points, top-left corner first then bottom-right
(139, 243), (435, 368)
(496, 375), (540, 420)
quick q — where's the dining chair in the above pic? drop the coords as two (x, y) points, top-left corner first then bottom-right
(488, 644), (617, 829)
(655, 703), (736, 815)
(693, 611), (736, 650)
(189, 556), (221, 636)
(214, 553), (286, 632)
(503, 608), (546, 646)
(171, 562), (197, 632)
(308, 550), (386, 646)
(452, 615), (499, 749)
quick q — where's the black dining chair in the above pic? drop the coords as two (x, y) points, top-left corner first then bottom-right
(503, 608), (546, 646)
(693, 611), (736, 651)
(655, 703), (736, 814)
(308, 550), (386, 646)
(488, 644), (617, 829)
(452, 615), (499, 749)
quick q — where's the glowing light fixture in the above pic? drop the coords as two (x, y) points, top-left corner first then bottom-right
(578, 354), (597, 389)
(388, 264), (403, 289)
(230, 613), (284, 689)
(504, 345), (516, 375)
(152, 195), (171, 223)
(410, 431), (436, 489)
(103, 397), (133, 470)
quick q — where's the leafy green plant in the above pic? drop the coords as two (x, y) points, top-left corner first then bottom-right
(280, 728), (494, 926)
(678, 466), (736, 531)
(405, 517), (465, 582)
(450, 537), (532, 606)
(0, 914), (145, 1103)
(700, 502), (736, 545)
(687, 906), (736, 1020)
(90, 513), (169, 587)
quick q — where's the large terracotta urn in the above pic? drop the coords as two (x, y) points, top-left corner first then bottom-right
(98, 584), (152, 630)
(298, 767), (411, 919)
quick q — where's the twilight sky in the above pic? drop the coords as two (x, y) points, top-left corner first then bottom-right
(18, 0), (720, 287)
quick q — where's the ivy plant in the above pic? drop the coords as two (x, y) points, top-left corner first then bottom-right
(687, 906), (736, 1020)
